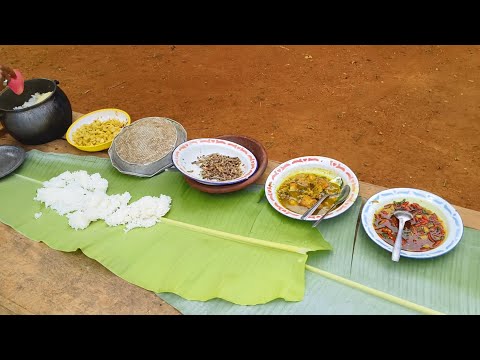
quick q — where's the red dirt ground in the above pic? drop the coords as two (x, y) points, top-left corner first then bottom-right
(2, 45), (479, 210)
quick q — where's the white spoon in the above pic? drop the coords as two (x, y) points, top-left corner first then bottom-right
(391, 210), (413, 262)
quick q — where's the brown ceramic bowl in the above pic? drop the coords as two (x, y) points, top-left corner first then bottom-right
(183, 135), (268, 194)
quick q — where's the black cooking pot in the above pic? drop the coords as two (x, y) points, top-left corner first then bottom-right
(0, 78), (72, 145)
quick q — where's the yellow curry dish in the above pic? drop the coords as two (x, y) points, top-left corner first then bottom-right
(72, 119), (125, 147)
(276, 172), (343, 214)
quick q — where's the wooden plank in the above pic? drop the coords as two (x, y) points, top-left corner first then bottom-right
(0, 294), (33, 315)
(0, 224), (179, 315)
(0, 305), (16, 315)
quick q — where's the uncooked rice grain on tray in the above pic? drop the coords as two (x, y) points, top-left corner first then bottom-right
(115, 118), (178, 164)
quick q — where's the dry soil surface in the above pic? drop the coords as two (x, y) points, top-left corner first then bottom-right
(2, 45), (479, 210)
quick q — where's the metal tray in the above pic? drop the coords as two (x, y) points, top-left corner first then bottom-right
(108, 117), (187, 177)
(0, 145), (26, 179)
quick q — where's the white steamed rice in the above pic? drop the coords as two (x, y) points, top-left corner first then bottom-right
(34, 170), (172, 232)
(13, 91), (53, 110)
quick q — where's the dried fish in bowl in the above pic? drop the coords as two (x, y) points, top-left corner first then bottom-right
(192, 153), (243, 181)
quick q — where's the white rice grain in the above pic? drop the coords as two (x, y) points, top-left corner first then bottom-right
(13, 92), (53, 110)
(34, 170), (171, 232)
(105, 195), (172, 232)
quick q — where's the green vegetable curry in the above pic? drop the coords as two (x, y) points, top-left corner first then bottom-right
(277, 172), (341, 215)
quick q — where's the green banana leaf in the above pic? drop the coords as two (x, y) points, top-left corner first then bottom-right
(162, 206), (480, 314)
(350, 226), (480, 314)
(161, 198), (421, 315)
(161, 271), (419, 315)
(161, 198), (418, 315)
(0, 150), (332, 305)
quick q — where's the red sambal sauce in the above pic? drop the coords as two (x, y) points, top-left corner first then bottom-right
(372, 199), (447, 252)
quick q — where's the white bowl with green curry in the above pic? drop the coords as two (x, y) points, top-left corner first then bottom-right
(265, 156), (360, 221)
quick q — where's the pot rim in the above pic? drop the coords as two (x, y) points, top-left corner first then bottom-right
(0, 78), (58, 113)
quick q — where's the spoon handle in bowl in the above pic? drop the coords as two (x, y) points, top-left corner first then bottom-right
(311, 202), (337, 228)
(392, 219), (407, 262)
(300, 194), (330, 220)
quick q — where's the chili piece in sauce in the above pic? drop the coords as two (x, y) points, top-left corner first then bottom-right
(373, 199), (447, 252)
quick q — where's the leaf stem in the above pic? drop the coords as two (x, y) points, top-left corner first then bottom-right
(162, 218), (310, 254)
(13, 173), (43, 185)
(305, 265), (445, 315)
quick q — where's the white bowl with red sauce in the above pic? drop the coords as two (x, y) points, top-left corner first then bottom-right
(361, 188), (464, 259)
